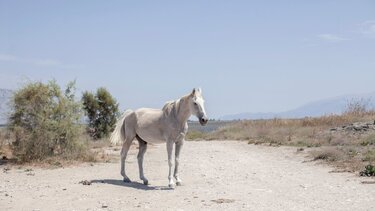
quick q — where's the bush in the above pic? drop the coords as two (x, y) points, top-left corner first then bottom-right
(82, 87), (119, 139)
(0, 128), (7, 147)
(0, 128), (12, 154)
(8, 81), (85, 162)
(360, 164), (375, 177)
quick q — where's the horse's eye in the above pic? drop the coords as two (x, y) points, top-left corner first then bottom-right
(194, 102), (198, 106)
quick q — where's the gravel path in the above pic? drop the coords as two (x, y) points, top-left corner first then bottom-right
(1, 141), (374, 211)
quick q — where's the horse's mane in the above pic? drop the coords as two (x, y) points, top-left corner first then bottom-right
(162, 100), (177, 117)
(162, 94), (190, 117)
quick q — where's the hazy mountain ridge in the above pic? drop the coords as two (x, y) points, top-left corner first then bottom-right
(221, 92), (375, 120)
(0, 89), (13, 125)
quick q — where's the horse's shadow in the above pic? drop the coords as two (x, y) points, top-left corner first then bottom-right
(90, 179), (173, 191)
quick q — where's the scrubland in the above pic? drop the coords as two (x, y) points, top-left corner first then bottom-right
(187, 104), (375, 175)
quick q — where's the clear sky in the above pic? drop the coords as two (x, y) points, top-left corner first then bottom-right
(0, 1), (374, 118)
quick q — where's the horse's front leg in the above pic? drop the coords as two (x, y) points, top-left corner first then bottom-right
(174, 139), (184, 186)
(166, 140), (175, 188)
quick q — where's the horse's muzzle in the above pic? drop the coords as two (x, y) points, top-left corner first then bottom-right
(199, 116), (208, 126)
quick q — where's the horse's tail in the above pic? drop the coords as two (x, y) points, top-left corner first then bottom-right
(110, 109), (133, 145)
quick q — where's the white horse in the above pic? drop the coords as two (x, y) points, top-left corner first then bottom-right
(110, 88), (208, 188)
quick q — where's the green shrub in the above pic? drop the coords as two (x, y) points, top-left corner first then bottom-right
(8, 81), (85, 162)
(360, 164), (375, 177)
(82, 87), (119, 139)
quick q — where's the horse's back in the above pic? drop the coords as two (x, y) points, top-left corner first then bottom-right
(134, 108), (163, 123)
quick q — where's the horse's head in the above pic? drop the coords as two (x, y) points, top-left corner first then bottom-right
(189, 88), (208, 126)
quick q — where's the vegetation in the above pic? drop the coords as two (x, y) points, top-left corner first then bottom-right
(7, 81), (93, 162)
(0, 127), (12, 158)
(187, 99), (375, 174)
(82, 87), (120, 139)
(360, 165), (375, 177)
(344, 98), (371, 117)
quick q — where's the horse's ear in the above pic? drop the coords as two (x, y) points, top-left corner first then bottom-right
(191, 88), (196, 97)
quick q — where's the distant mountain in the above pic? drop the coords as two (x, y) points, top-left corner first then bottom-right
(220, 92), (375, 120)
(0, 89), (13, 125)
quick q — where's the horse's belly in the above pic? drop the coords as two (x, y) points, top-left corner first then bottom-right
(138, 134), (165, 144)
(136, 128), (166, 144)
(143, 136), (165, 144)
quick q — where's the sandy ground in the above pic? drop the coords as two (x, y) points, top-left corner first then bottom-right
(1, 141), (375, 211)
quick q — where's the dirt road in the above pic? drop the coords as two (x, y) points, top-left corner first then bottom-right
(1, 141), (374, 210)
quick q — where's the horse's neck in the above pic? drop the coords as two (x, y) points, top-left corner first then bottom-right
(163, 95), (191, 129)
(175, 98), (191, 124)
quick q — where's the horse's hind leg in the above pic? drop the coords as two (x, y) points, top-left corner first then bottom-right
(120, 134), (135, 183)
(136, 135), (148, 185)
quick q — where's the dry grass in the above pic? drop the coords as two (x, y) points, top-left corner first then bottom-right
(185, 130), (207, 141)
(187, 110), (375, 174)
(363, 150), (375, 163)
(201, 112), (375, 143)
(0, 128), (13, 158)
(311, 147), (346, 162)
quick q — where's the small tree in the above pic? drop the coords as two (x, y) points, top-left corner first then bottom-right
(82, 87), (119, 139)
(8, 81), (84, 162)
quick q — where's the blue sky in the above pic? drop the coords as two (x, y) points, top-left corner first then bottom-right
(0, 1), (374, 118)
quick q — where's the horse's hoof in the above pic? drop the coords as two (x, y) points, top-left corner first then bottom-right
(143, 180), (149, 185)
(123, 178), (131, 183)
(168, 184), (175, 189)
(176, 181), (182, 186)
